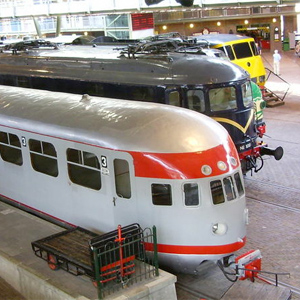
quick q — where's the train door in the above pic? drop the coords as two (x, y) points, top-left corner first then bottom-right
(111, 152), (137, 227)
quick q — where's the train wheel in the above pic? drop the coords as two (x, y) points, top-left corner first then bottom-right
(48, 254), (59, 270)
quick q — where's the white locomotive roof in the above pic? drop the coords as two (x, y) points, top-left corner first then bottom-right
(0, 86), (229, 153)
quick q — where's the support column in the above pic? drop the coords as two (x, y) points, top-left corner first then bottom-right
(56, 16), (62, 37)
(33, 17), (42, 38)
(269, 21), (281, 53)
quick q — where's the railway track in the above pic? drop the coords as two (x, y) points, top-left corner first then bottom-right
(244, 176), (300, 212)
(245, 177), (300, 193)
(246, 195), (300, 214)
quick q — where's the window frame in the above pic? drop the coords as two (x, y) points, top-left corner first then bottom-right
(0, 131), (23, 166)
(66, 148), (101, 190)
(29, 138), (58, 177)
(210, 179), (225, 205)
(114, 158), (132, 199)
(183, 182), (200, 207)
(151, 183), (172, 206)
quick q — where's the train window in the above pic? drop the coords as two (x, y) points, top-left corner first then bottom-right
(29, 139), (58, 177)
(224, 45), (235, 60)
(184, 183), (199, 206)
(217, 46), (235, 60)
(242, 81), (252, 108)
(234, 172), (245, 197)
(152, 184), (172, 206)
(17, 76), (31, 88)
(67, 148), (101, 190)
(210, 180), (225, 205)
(250, 41), (259, 56)
(131, 86), (155, 102)
(0, 131), (23, 166)
(233, 43), (253, 59)
(209, 87), (237, 111)
(187, 90), (205, 113)
(223, 176), (236, 201)
(114, 159), (131, 199)
(168, 91), (180, 107)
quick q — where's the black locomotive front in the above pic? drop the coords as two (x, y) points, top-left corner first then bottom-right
(182, 79), (282, 174)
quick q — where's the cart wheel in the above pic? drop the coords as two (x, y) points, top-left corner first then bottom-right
(48, 254), (59, 271)
(92, 280), (98, 288)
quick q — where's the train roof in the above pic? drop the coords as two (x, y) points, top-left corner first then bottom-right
(196, 34), (254, 45)
(0, 86), (229, 154)
(0, 45), (249, 85)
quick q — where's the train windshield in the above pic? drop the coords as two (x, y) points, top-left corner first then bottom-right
(210, 172), (244, 205)
(242, 81), (253, 107)
(209, 86), (237, 111)
(187, 90), (205, 112)
(217, 41), (258, 59)
(232, 42), (253, 59)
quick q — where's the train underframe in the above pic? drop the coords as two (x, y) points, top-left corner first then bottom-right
(239, 142), (283, 175)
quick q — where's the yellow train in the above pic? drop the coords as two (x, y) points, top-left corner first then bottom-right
(196, 34), (266, 86)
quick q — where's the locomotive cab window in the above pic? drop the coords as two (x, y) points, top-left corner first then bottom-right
(152, 184), (172, 206)
(233, 42), (253, 59)
(242, 81), (253, 108)
(67, 148), (101, 190)
(234, 172), (245, 196)
(0, 131), (23, 166)
(210, 180), (225, 205)
(29, 139), (58, 177)
(187, 90), (205, 113)
(114, 159), (131, 199)
(223, 176), (236, 201)
(250, 41), (259, 56)
(168, 91), (181, 107)
(184, 183), (199, 206)
(217, 46), (235, 60)
(209, 86), (237, 111)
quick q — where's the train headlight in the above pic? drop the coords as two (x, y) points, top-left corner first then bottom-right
(201, 165), (212, 176)
(212, 223), (227, 235)
(217, 161), (227, 171)
(230, 157), (237, 167)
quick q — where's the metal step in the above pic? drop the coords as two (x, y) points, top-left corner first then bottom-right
(262, 90), (285, 107)
(266, 99), (285, 107)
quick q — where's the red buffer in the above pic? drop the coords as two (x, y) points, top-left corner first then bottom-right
(235, 249), (262, 281)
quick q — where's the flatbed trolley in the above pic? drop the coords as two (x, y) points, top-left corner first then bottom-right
(31, 223), (154, 289)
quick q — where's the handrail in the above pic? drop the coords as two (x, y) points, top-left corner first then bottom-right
(265, 67), (290, 102)
(240, 267), (290, 286)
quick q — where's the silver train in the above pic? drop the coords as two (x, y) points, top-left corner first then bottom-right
(0, 86), (248, 273)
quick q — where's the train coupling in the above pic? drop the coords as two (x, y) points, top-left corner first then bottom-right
(235, 249), (262, 281)
(219, 250), (290, 285)
(218, 250), (263, 282)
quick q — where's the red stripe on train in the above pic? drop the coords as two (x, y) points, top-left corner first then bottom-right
(130, 137), (239, 179)
(145, 237), (246, 255)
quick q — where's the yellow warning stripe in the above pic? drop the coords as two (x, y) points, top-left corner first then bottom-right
(212, 109), (254, 134)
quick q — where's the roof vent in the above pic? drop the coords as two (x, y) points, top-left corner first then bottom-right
(80, 94), (91, 103)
